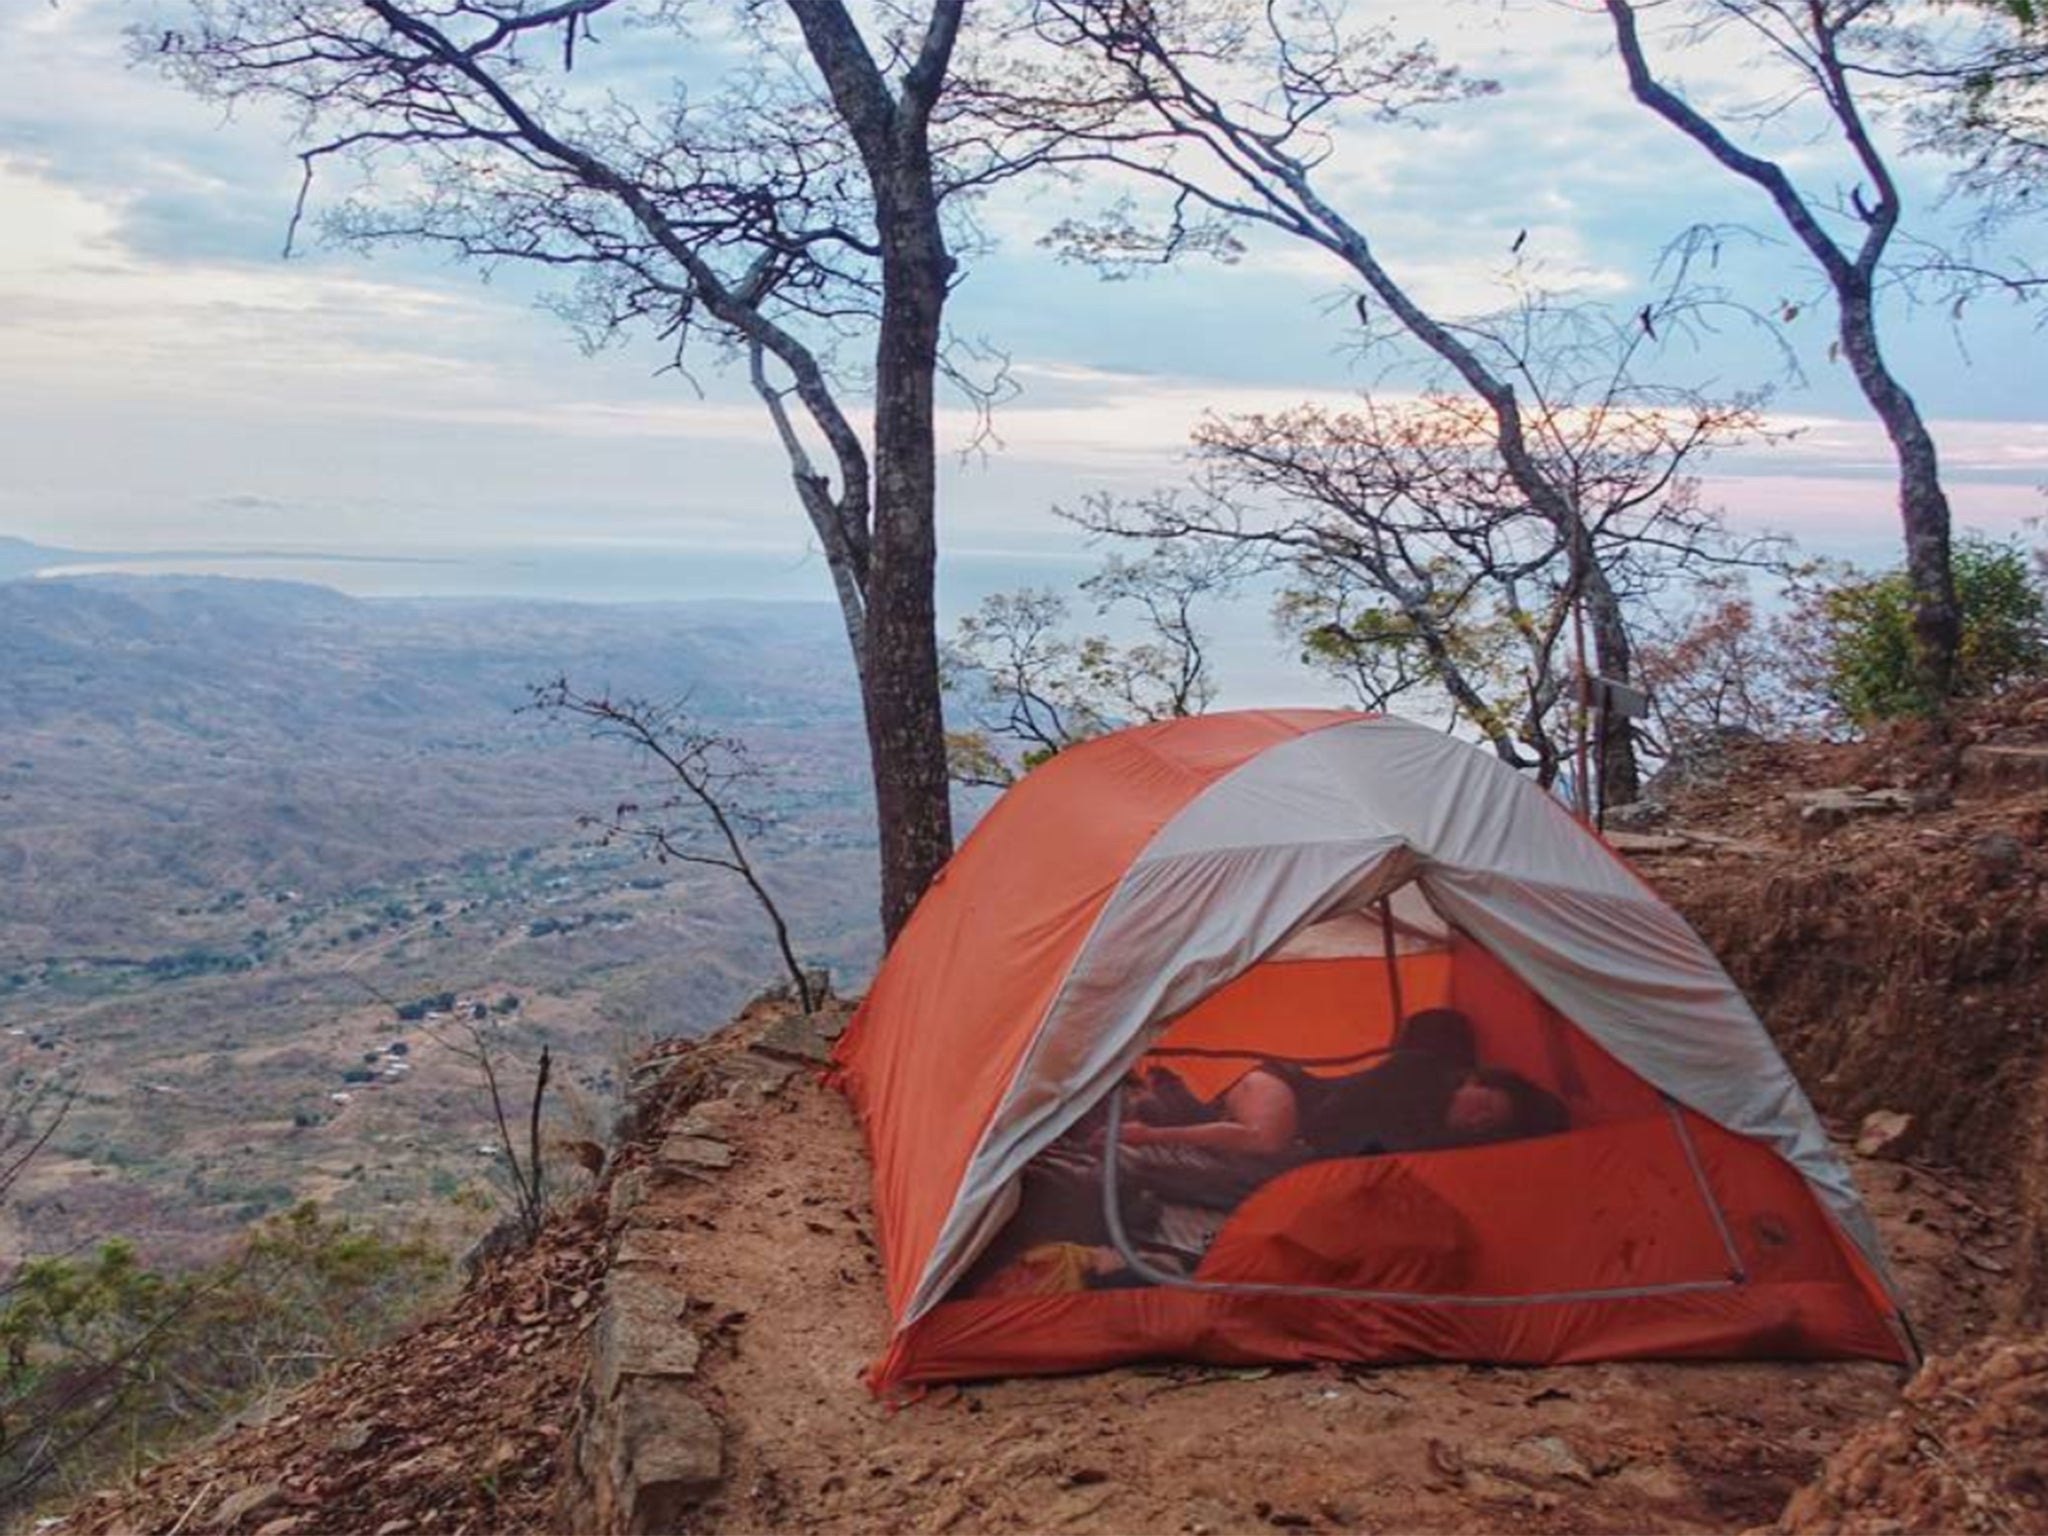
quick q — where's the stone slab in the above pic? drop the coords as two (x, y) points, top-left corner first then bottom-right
(593, 1272), (700, 1403)
(656, 1133), (734, 1171)
(608, 1377), (723, 1534)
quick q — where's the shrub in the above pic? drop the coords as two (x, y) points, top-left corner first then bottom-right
(0, 1208), (445, 1516)
(1816, 537), (2048, 723)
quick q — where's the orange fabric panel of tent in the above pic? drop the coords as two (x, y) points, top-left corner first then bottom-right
(834, 710), (1363, 1319)
(870, 928), (1904, 1387)
(1144, 953), (1455, 1103)
(1194, 1118), (1737, 1295)
(879, 1271), (1902, 1387)
(877, 1112), (1905, 1386)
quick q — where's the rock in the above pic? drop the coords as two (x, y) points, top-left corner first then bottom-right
(1960, 743), (2048, 792)
(673, 1099), (740, 1139)
(627, 1057), (674, 1090)
(1466, 1435), (1593, 1487)
(1603, 799), (1670, 832)
(717, 1053), (797, 1097)
(1644, 725), (1761, 799)
(327, 1419), (376, 1454)
(753, 1011), (836, 1065)
(593, 1273), (701, 1402)
(606, 1377), (724, 1533)
(1605, 831), (1694, 856)
(656, 1133), (734, 1172)
(1504, 1435), (1594, 1485)
(606, 1169), (647, 1225)
(1970, 830), (2026, 888)
(611, 1228), (671, 1269)
(1854, 1110), (1916, 1161)
(211, 1482), (284, 1529)
(1787, 787), (1915, 838)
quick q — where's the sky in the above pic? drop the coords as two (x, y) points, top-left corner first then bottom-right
(0, 0), (2043, 699)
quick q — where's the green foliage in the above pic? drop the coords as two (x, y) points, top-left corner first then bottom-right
(0, 1206), (445, 1515)
(1273, 569), (1533, 750)
(1818, 537), (2048, 723)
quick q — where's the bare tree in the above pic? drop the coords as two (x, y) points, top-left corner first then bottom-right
(1078, 334), (1774, 794)
(1077, 539), (1237, 721)
(1600, 0), (1964, 707)
(1889, 2), (2046, 260)
(151, 0), (988, 939)
(0, 1062), (74, 1219)
(965, 0), (1742, 802)
(945, 540), (1234, 785)
(947, 588), (1111, 781)
(431, 1023), (553, 1247)
(1632, 573), (1821, 757)
(530, 678), (815, 1012)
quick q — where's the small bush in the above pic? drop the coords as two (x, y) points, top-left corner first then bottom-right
(0, 1208), (445, 1515)
(1817, 537), (2048, 723)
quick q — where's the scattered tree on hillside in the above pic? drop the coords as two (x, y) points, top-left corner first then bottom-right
(528, 679), (815, 1012)
(1598, 0), (1996, 710)
(0, 1209), (444, 1516)
(0, 1062), (73, 1217)
(945, 541), (1235, 786)
(151, 0), (1001, 940)
(1632, 576), (1820, 755)
(435, 1023), (553, 1247)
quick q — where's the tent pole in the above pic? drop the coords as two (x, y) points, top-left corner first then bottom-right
(1378, 896), (1406, 1027)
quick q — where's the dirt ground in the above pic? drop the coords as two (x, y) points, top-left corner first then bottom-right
(640, 1067), (2015, 1536)
(46, 1011), (2032, 1536)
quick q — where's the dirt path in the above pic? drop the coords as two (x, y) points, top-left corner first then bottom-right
(636, 1070), (2011, 1536)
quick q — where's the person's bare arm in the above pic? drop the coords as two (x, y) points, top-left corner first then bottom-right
(1119, 1070), (1298, 1154)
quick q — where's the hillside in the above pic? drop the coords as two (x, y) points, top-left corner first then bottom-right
(0, 576), (880, 1268)
(43, 701), (2048, 1536)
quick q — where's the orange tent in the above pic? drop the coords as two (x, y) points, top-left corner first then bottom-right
(833, 711), (1909, 1389)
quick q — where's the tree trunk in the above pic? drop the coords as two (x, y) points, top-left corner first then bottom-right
(1580, 561), (1642, 809)
(1838, 281), (1961, 707)
(866, 149), (956, 943)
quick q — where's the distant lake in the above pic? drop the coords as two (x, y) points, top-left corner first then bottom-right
(28, 544), (1033, 605)
(16, 541), (1346, 706)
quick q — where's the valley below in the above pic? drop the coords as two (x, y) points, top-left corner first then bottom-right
(0, 574), (882, 1269)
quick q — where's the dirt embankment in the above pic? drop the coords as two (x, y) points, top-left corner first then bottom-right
(1635, 688), (2048, 1323)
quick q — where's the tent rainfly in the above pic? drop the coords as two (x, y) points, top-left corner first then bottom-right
(832, 711), (1910, 1390)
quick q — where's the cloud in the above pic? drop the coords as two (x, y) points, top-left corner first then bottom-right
(0, 0), (2037, 583)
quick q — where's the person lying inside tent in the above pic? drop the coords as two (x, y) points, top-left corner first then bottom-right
(967, 1012), (1568, 1296)
(1102, 1017), (1564, 1244)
